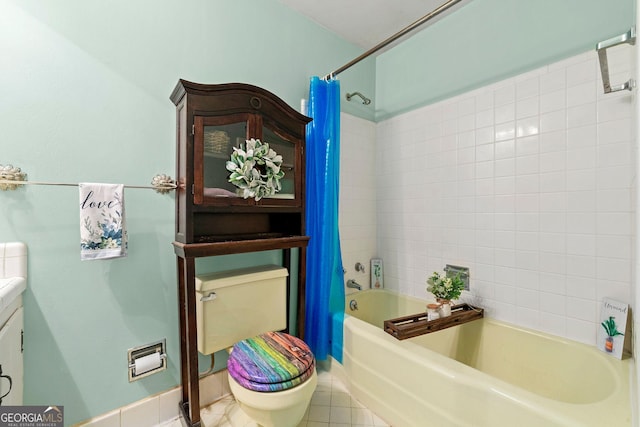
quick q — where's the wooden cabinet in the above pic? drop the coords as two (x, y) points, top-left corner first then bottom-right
(170, 80), (309, 244)
(170, 80), (311, 427)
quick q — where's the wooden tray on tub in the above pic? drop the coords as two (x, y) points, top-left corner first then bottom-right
(384, 303), (484, 340)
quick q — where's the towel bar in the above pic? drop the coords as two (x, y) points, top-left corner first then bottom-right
(0, 164), (176, 194)
(596, 27), (636, 94)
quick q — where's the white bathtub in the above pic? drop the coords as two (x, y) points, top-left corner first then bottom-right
(340, 289), (632, 427)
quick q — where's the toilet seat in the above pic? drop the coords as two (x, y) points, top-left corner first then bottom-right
(228, 331), (315, 392)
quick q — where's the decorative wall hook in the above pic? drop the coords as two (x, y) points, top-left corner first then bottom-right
(0, 165), (27, 191)
(151, 174), (177, 194)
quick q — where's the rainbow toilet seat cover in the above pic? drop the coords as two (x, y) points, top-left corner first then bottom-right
(228, 331), (315, 392)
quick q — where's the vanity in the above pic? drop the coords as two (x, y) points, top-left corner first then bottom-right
(0, 242), (27, 405)
(169, 81), (311, 427)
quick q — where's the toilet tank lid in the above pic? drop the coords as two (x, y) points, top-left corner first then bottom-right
(195, 265), (288, 293)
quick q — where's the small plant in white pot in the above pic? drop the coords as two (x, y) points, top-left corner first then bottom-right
(426, 271), (465, 317)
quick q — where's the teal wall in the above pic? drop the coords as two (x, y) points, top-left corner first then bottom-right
(0, 1), (371, 425)
(374, 0), (635, 121)
(1, 0), (636, 424)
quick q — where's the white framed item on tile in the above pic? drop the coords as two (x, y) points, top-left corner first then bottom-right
(597, 298), (629, 359)
(371, 258), (383, 289)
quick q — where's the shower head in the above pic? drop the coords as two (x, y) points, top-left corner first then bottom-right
(345, 92), (372, 105)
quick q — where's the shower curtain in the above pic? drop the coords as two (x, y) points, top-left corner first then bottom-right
(304, 76), (345, 362)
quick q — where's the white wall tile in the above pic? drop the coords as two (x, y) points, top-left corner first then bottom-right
(495, 160), (515, 178)
(596, 235), (631, 259)
(539, 273), (566, 295)
(566, 234), (596, 256)
(539, 233), (565, 254)
(566, 276), (596, 299)
(566, 146), (596, 170)
(566, 296), (596, 321)
(566, 170), (596, 191)
(120, 396), (159, 427)
(158, 387), (182, 424)
(598, 118), (632, 144)
(539, 252), (566, 275)
(539, 312), (567, 337)
(494, 84), (516, 106)
(495, 103), (515, 124)
(597, 212), (632, 235)
(597, 165), (633, 190)
(516, 98), (539, 120)
(540, 89), (566, 113)
(517, 77), (539, 100)
(567, 81), (596, 107)
(495, 122), (516, 141)
(476, 90), (494, 111)
(540, 110), (566, 133)
(539, 130), (566, 153)
(4, 242), (26, 257)
(566, 58), (597, 86)
(567, 191), (596, 212)
(0, 244), (5, 279)
(598, 95), (633, 123)
(372, 50), (634, 345)
(540, 68), (566, 93)
(598, 142), (633, 168)
(80, 410), (120, 427)
(566, 318), (596, 345)
(568, 102), (597, 128)
(0, 242), (27, 279)
(476, 109), (494, 128)
(340, 113), (377, 289)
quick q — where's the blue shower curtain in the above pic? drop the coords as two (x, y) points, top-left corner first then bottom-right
(305, 76), (345, 362)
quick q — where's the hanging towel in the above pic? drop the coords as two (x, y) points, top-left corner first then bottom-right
(79, 183), (127, 260)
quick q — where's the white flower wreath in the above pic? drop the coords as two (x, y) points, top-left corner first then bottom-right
(226, 138), (284, 201)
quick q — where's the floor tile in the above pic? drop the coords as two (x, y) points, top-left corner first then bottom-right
(168, 367), (390, 427)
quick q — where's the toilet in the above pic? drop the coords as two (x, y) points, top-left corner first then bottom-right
(195, 265), (317, 427)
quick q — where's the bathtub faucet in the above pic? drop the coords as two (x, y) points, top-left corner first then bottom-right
(346, 279), (362, 291)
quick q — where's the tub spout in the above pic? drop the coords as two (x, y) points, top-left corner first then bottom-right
(346, 279), (362, 291)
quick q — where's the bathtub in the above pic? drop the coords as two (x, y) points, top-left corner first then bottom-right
(340, 289), (632, 427)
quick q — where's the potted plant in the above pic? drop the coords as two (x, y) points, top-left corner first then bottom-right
(601, 316), (624, 353)
(426, 271), (465, 317)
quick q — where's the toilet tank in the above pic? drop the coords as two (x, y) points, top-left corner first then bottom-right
(195, 265), (288, 355)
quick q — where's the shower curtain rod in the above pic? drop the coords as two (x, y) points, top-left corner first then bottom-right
(324, 0), (464, 80)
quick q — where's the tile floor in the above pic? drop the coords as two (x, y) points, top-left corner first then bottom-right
(161, 368), (390, 427)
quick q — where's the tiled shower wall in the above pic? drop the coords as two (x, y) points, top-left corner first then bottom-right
(340, 113), (378, 289)
(373, 49), (635, 345)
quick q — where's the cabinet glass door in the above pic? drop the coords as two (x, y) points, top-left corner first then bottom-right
(261, 127), (296, 200)
(194, 114), (300, 206)
(194, 115), (248, 204)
